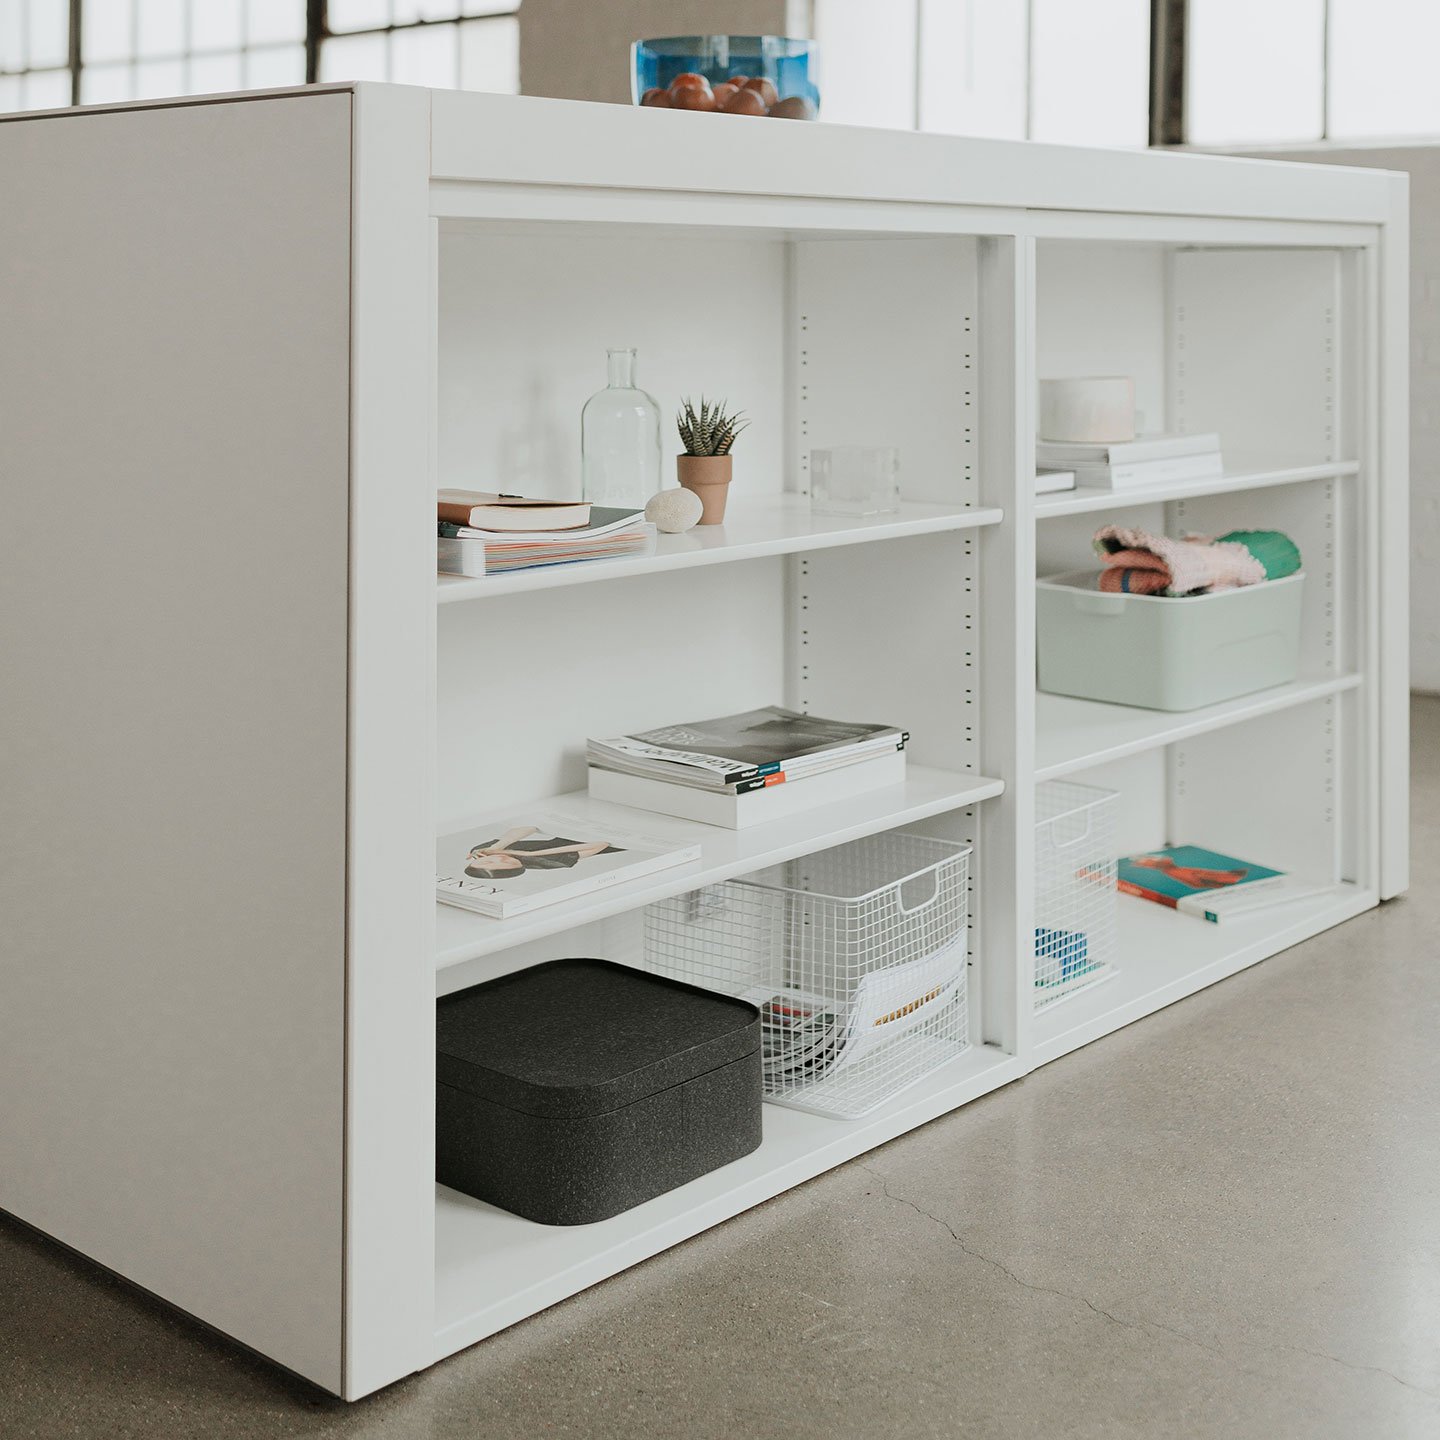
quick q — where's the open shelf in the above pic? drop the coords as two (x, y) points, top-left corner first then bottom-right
(1035, 672), (1362, 781)
(436, 496), (1003, 603)
(435, 766), (1005, 971)
(1032, 883), (1375, 1065)
(1034, 456), (1358, 520)
(432, 1040), (1021, 1361)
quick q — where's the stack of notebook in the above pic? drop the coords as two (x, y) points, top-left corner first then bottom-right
(587, 705), (908, 829)
(1035, 432), (1223, 491)
(437, 491), (655, 578)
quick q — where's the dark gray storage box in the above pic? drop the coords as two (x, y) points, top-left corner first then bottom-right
(436, 958), (763, 1226)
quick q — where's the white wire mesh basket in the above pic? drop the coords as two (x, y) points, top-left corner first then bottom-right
(1034, 780), (1119, 1009)
(644, 832), (971, 1120)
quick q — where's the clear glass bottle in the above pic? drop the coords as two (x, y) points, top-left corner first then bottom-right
(581, 348), (662, 509)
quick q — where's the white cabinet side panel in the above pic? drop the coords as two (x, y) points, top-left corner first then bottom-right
(1170, 700), (1342, 886)
(1170, 248), (1342, 460)
(1036, 240), (1168, 438)
(0, 95), (353, 1390)
(437, 560), (786, 827)
(344, 84), (437, 1400)
(789, 535), (978, 776)
(791, 238), (980, 508)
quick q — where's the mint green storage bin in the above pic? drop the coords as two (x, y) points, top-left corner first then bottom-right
(1036, 570), (1305, 712)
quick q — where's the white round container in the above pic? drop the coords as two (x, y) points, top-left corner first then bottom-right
(1038, 376), (1136, 443)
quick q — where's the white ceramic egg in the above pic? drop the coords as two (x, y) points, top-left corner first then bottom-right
(644, 487), (704, 534)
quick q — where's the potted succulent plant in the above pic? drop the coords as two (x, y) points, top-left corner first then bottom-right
(676, 397), (747, 524)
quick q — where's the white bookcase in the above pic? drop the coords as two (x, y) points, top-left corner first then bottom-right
(0, 84), (1409, 1400)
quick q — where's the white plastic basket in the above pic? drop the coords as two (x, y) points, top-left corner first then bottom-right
(643, 832), (971, 1119)
(1034, 781), (1119, 1008)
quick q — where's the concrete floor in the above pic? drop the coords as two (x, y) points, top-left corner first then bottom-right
(5, 702), (1439, 1440)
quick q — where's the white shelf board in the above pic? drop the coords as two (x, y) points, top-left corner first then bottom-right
(433, 1042), (1022, 1360)
(436, 496), (1003, 603)
(1034, 456), (1357, 520)
(1035, 672), (1362, 781)
(435, 766), (1005, 972)
(1032, 883), (1375, 1066)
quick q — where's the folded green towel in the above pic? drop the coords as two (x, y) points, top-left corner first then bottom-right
(1216, 530), (1303, 581)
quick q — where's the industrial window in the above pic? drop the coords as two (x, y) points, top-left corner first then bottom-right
(4, 1), (1435, 147)
(813, 0), (1440, 149)
(812, 0), (1151, 147)
(1185, 0), (1440, 145)
(0, 0), (73, 111)
(0, 1), (519, 110)
(318, 1), (519, 91)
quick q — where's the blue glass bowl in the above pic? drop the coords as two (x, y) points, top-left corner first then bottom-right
(632, 36), (820, 119)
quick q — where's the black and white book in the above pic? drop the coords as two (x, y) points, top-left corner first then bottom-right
(588, 705), (907, 793)
(436, 813), (700, 918)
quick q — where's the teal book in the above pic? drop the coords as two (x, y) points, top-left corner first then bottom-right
(1116, 845), (1283, 911)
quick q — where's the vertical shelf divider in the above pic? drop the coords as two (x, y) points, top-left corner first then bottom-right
(977, 233), (1036, 1061)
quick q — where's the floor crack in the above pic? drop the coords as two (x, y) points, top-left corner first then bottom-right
(1281, 1343), (1437, 1398)
(854, 1162), (1439, 1398)
(854, 1162), (1154, 1339)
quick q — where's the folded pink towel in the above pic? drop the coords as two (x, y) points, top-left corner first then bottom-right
(1094, 526), (1265, 596)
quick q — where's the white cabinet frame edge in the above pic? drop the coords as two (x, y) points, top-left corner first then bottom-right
(427, 90), (1402, 226)
(344, 84), (437, 1400)
(1376, 180), (1411, 897)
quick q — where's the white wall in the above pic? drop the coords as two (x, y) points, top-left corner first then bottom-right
(1239, 143), (1439, 692)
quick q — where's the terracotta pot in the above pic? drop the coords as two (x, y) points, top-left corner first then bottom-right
(676, 454), (733, 524)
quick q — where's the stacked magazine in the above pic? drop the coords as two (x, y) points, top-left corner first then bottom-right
(587, 705), (909, 829)
(744, 942), (963, 1094)
(754, 992), (848, 1088)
